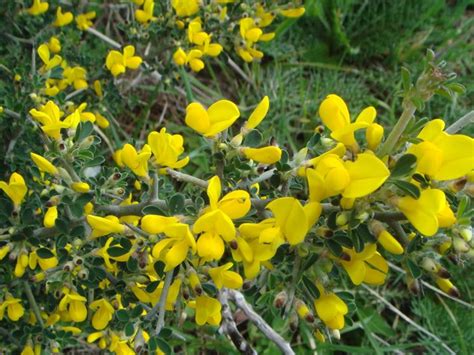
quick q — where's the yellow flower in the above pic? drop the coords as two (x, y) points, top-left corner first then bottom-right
(96, 237), (133, 272)
(242, 146), (282, 164)
(366, 123), (384, 151)
(369, 220), (404, 255)
(407, 119), (474, 181)
(234, 219), (285, 279)
(90, 299), (115, 330)
(59, 291), (87, 322)
(306, 152), (389, 201)
(280, 7), (306, 18)
(172, 0), (200, 17)
(95, 112), (110, 128)
(173, 48), (187, 66)
(132, 279), (181, 308)
(15, 252), (29, 278)
(0, 245), (10, 260)
(87, 331), (107, 349)
(109, 333), (135, 354)
(105, 45), (142, 77)
(185, 99), (240, 137)
(395, 188), (454, 236)
(71, 182), (90, 193)
(314, 291), (348, 330)
(148, 128), (190, 169)
(76, 11), (96, 30)
(193, 295), (221, 326)
(206, 175), (251, 219)
(53, 6), (73, 27)
(47, 36), (61, 53)
(87, 215), (126, 238)
(0, 172), (28, 207)
(339, 244), (388, 285)
(152, 223), (196, 271)
(141, 215), (180, 234)
(63, 66), (88, 90)
(208, 262), (243, 289)
(319, 94), (381, 151)
(173, 48), (206, 72)
(0, 296), (24, 321)
(27, 0), (49, 16)
(120, 143), (151, 178)
(93, 80), (103, 98)
(37, 44), (62, 72)
(43, 206), (58, 228)
(29, 101), (69, 139)
(244, 96), (270, 131)
(135, 0), (156, 24)
(435, 277), (459, 297)
(31, 152), (58, 175)
(29, 249), (58, 271)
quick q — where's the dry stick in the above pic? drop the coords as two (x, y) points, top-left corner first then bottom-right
(388, 262), (474, 309)
(362, 284), (456, 355)
(445, 110), (474, 134)
(219, 289), (257, 355)
(228, 289), (295, 355)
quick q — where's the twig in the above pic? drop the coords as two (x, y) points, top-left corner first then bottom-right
(23, 281), (45, 328)
(65, 88), (87, 100)
(378, 102), (417, 157)
(362, 284), (456, 355)
(388, 262), (474, 309)
(144, 271), (174, 335)
(166, 168), (208, 188)
(86, 27), (121, 49)
(237, 168), (277, 188)
(228, 290), (295, 355)
(219, 289), (257, 355)
(284, 253), (301, 316)
(97, 199), (168, 217)
(445, 110), (474, 134)
(3, 109), (21, 119)
(149, 171), (159, 202)
(387, 221), (409, 245)
(227, 57), (254, 87)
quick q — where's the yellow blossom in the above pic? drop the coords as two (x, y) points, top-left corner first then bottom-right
(242, 146), (282, 164)
(63, 66), (88, 90)
(407, 119), (474, 180)
(27, 0), (49, 16)
(96, 237), (133, 272)
(87, 215), (126, 238)
(206, 175), (251, 219)
(172, 0), (200, 17)
(105, 45), (142, 77)
(148, 128), (190, 169)
(185, 99), (240, 137)
(0, 296), (24, 321)
(135, 0), (156, 24)
(71, 182), (90, 193)
(29, 249), (58, 271)
(90, 299), (115, 330)
(208, 262), (243, 289)
(152, 223), (196, 271)
(280, 7), (306, 18)
(0, 172), (28, 207)
(95, 112), (110, 128)
(37, 44), (62, 72)
(314, 289), (348, 330)
(120, 143), (151, 178)
(339, 244), (388, 285)
(192, 295), (221, 326)
(43, 206), (58, 228)
(141, 215), (180, 234)
(76, 11), (96, 30)
(59, 291), (87, 322)
(29, 101), (69, 139)
(15, 252), (29, 278)
(53, 7), (73, 27)
(31, 152), (58, 175)
(47, 36), (61, 53)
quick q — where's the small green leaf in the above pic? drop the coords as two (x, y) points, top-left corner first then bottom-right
(202, 283), (217, 297)
(326, 239), (342, 256)
(107, 246), (128, 257)
(116, 309), (129, 322)
(146, 281), (160, 293)
(393, 180), (421, 199)
(154, 261), (165, 278)
(406, 259), (422, 279)
(307, 133), (321, 148)
(168, 193), (185, 214)
(75, 121), (94, 143)
(124, 322), (135, 337)
(36, 248), (54, 258)
(130, 304), (143, 318)
(401, 67), (411, 92)
(142, 205), (167, 215)
(301, 275), (320, 299)
(243, 129), (263, 147)
(390, 154), (417, 178)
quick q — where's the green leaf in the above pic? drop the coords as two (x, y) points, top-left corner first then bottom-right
(307, 133), (321, 148)
(168, 193), (185, 214)
(146, 281), (160, 293)
(401, 67), (411, 92)
(326, 239), (342, 256)
(36, 248), (55, 258)
(154, 261), (165, 278)
(301, 275), (320, 299)
(302, 253), (319, 271)
(390, 154), (417, 178)
(49, 66), (64, 80)
(446, 82), (466, 95)
(358, 307), (395, 337)
(393, 180), (420, 199)
(75, 121), (94, 143)
(142, 205), (167, 216)
(126, 258), (138, 272)
(116, 309), (129, 322)
(130, 304), (143, 318)
(107, 246), (128, 257)
(124, 322), (135, 337)
(407, 259), (422, 279)
(243, 129), (263, 147)
(202, 283), (217, 297)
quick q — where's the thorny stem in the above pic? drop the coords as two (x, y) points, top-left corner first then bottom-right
(228, 289), (295, 355)
(23, 281), (45, 328)
(377, 102), (417, 158)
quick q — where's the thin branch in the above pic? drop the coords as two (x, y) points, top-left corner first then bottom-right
(219, 289), (257, 355)
(284, 253), (301, 316)
(445, 110), (474, 134)
(149, 171), (159, 202)
(144, 271), (174, 335)
(97, 199), (168, 217)
(228, 289), (295, 355)
(23, 281), (45, 328)
(388, 262), (473, 309)
(166, 168), (208, 188)
(86, 27), (121, 49)
(362, 284), (456, 355)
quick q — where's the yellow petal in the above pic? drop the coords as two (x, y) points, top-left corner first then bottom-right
(207, 176), (221, 209)
(343, 153), (389, 198)
(205, 100), (240, 137)
(245, 96), (269, 130)
(242, 146), (282, 164)
(318, 94), (350, 133)
(267, 197), (308, 244)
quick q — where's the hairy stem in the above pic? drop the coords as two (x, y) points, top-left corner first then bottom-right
(166, 168), (208, 188)
(23, 281), (45, 328)
(446, 110), (474, 134)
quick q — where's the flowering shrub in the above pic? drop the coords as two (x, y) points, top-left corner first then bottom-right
(0, 1), (473, 354)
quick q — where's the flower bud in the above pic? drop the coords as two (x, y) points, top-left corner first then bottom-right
(336, 212), (348, 226)
(435, 277), (460, 297)
(406, 275), (420, 294)
(340, 197), (355, 210)
(453, 237), (469, 253)
(314, 329), (325, 343)
(78, 136), (95, 150)
(460, 228), (472, 242)
(295, 299), (314, 323)
(273, 291), (288, 309)
(421, 257), (437, 273)
(331, 329), (341, 340)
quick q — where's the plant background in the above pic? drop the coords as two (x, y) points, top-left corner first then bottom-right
(0, 0), (473, 353)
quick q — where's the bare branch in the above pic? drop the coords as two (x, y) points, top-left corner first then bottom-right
(228, 289), (295, 355)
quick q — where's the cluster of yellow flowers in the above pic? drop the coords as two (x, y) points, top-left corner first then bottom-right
(1, 86), (473, 353)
